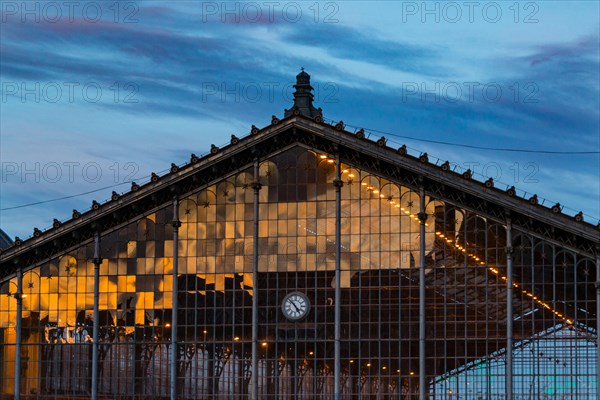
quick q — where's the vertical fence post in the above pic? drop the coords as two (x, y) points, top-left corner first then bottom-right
(14, 267), (23, 400)
(92, 232), (102, 400)
(251, 159), (262, 400)
(505, 215), (513, 400)
(418, 184), (428, 399)
(334, 155), (343, 399)
(171, 198), (181, 400)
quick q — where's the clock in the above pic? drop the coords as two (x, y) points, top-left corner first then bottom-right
(281, 291), (311, 321)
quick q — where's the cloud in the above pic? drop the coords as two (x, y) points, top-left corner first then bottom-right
(1, 3), (598, 238)
(1, 12), (329, 122)
(526, 35), (599, 67)
(279, 23), (445, 77)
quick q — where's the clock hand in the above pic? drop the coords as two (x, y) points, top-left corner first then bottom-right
(290, 302), (300, 312)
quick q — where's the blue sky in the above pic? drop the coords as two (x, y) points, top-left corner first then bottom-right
(0, 0), (599, 239)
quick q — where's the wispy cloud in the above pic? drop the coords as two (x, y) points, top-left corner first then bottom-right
(1, 2), (598, 238)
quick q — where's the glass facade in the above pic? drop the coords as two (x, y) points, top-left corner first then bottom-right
(0, 146), (597, 399)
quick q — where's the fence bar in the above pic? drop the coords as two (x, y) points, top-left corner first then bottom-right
(251, 159), (262, 400)
(91, 232), (102, 400)
(418, 185), (427, 399)
(170, 198), (181, 400)
(334, 155), (343, 399)
(505, 216), (514, 400)
(14, 267), (22, 400)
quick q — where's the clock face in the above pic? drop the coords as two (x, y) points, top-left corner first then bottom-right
(282, 292), (310, 321)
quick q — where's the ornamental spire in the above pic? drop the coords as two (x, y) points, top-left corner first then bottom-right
(284, 69), (323, 118)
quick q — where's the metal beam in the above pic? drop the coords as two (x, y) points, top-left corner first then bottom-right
(334, 155), (343, 399)
(91, 232), (102, 400)
(170, 198), (181, 400)
(251, 159), (262, 400)
(418, 185), (427, 399)
(506, 216), (514, 400)
(14, 267), (22, 400)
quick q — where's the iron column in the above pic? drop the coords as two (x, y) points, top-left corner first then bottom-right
(418, 185), (427, 399)
(334, 155), (343, 399)
(251, 159), (262, 400)
(170, 198), (181, 400)
(505, 215), (514, 400)
(92, 232), (103, 400)
(14, 267), (22, 400)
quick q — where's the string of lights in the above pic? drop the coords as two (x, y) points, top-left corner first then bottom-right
(351, 156), (575, 327)
(334, 154), (576, 327)
(339, 154), (576, 326)
(304, 156), (576, 377)
(434, 231), (573, 325)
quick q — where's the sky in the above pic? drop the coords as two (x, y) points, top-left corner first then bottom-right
(0, 0), (599, 240)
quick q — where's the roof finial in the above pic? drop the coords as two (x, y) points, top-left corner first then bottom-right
(284, 69), (323, 118)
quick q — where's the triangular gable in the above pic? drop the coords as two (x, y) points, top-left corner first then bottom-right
(1, 113), (598, 278)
